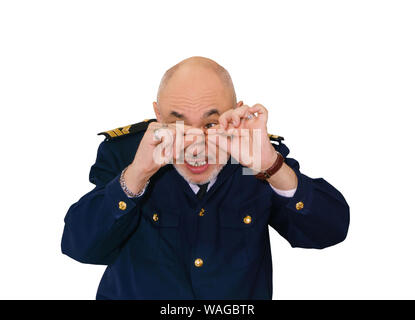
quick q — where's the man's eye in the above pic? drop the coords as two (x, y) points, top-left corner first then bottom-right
(204, 123), (217, 129)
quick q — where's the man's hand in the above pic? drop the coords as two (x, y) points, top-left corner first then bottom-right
(216, 104), (298, 190)
(216, 104), (277, 171)
(124, 122), (183, 193)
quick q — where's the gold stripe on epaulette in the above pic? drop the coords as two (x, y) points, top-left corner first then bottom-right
(121, 125), (131, 134)
(105, 130), (118, 138)
(98, 119), (156, 140)
(102, 125), (131, 138)
(113, 128), (122, 136)
(268, 134), (284, 143)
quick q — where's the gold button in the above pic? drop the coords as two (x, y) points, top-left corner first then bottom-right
(296, 201), (304, 210)
(194, 258), (203, 267)
(152, 213), (159, 222)
(243, 215), (252, 224)
(118, 201), (127, 210)
(198, 208), (205, 216)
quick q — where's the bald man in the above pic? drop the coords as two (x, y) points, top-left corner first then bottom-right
(61, 56), (349, 300)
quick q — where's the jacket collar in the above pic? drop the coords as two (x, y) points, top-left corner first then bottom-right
(169, 156), (240, 205)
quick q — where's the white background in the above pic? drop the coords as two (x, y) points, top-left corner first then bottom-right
(0, 0), (414, 299)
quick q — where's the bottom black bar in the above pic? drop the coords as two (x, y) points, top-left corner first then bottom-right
(0, 300), (413, 319)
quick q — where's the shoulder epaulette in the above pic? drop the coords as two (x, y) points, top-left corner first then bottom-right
(268, 134), (284, 143)
(98, 118), (157, 140)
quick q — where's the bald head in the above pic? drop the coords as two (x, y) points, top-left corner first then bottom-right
(156, 56), (236, 106)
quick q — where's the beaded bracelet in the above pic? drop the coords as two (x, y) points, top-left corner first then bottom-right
(119, 167), (149, 198)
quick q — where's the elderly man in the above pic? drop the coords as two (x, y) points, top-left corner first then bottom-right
(61, 56), (349, 300)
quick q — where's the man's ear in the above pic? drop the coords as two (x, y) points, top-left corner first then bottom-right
(153, 101), (162, 122)
(236, 100), (244, 108)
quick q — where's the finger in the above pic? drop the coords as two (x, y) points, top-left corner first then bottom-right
(218, 106), (248, 129)
(151, 127), (175, 146)
(248, 104), (268, 122)
(169, 122), (193, 133)
(218, 108), (237, 129)
(232, 105), (251, 127)
(234, 105), (250, 118)
(183, 126), (204, 137)
(152, 130), (175, 166)
(149, 121), (191, 134)
(164, 129), (176, 160)
(230, 105), (250, 127)
(208, 128), (239, 159)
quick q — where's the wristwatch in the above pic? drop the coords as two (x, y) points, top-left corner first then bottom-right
(255, 152), (284, 180)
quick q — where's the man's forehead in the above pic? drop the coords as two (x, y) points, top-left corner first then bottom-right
(159, 88), (233, 116)
(161, 72), (228, 98)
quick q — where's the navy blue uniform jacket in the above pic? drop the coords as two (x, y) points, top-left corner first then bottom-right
(61, 128), (349, 300)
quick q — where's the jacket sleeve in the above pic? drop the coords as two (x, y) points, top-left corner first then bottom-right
(61, 139), (145, 265)
(268, 142), (350, 249)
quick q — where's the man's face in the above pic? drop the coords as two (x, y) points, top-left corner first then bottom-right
(154, 65), (240, 184)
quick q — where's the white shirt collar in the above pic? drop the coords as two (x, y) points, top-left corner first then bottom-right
(188, 176), (218, 194)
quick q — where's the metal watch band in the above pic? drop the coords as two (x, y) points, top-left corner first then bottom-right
(119, 167), (149, 198)
(255, 152), (284, 180)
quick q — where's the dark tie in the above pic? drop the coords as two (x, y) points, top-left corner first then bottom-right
(196, 183), (209, 199)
